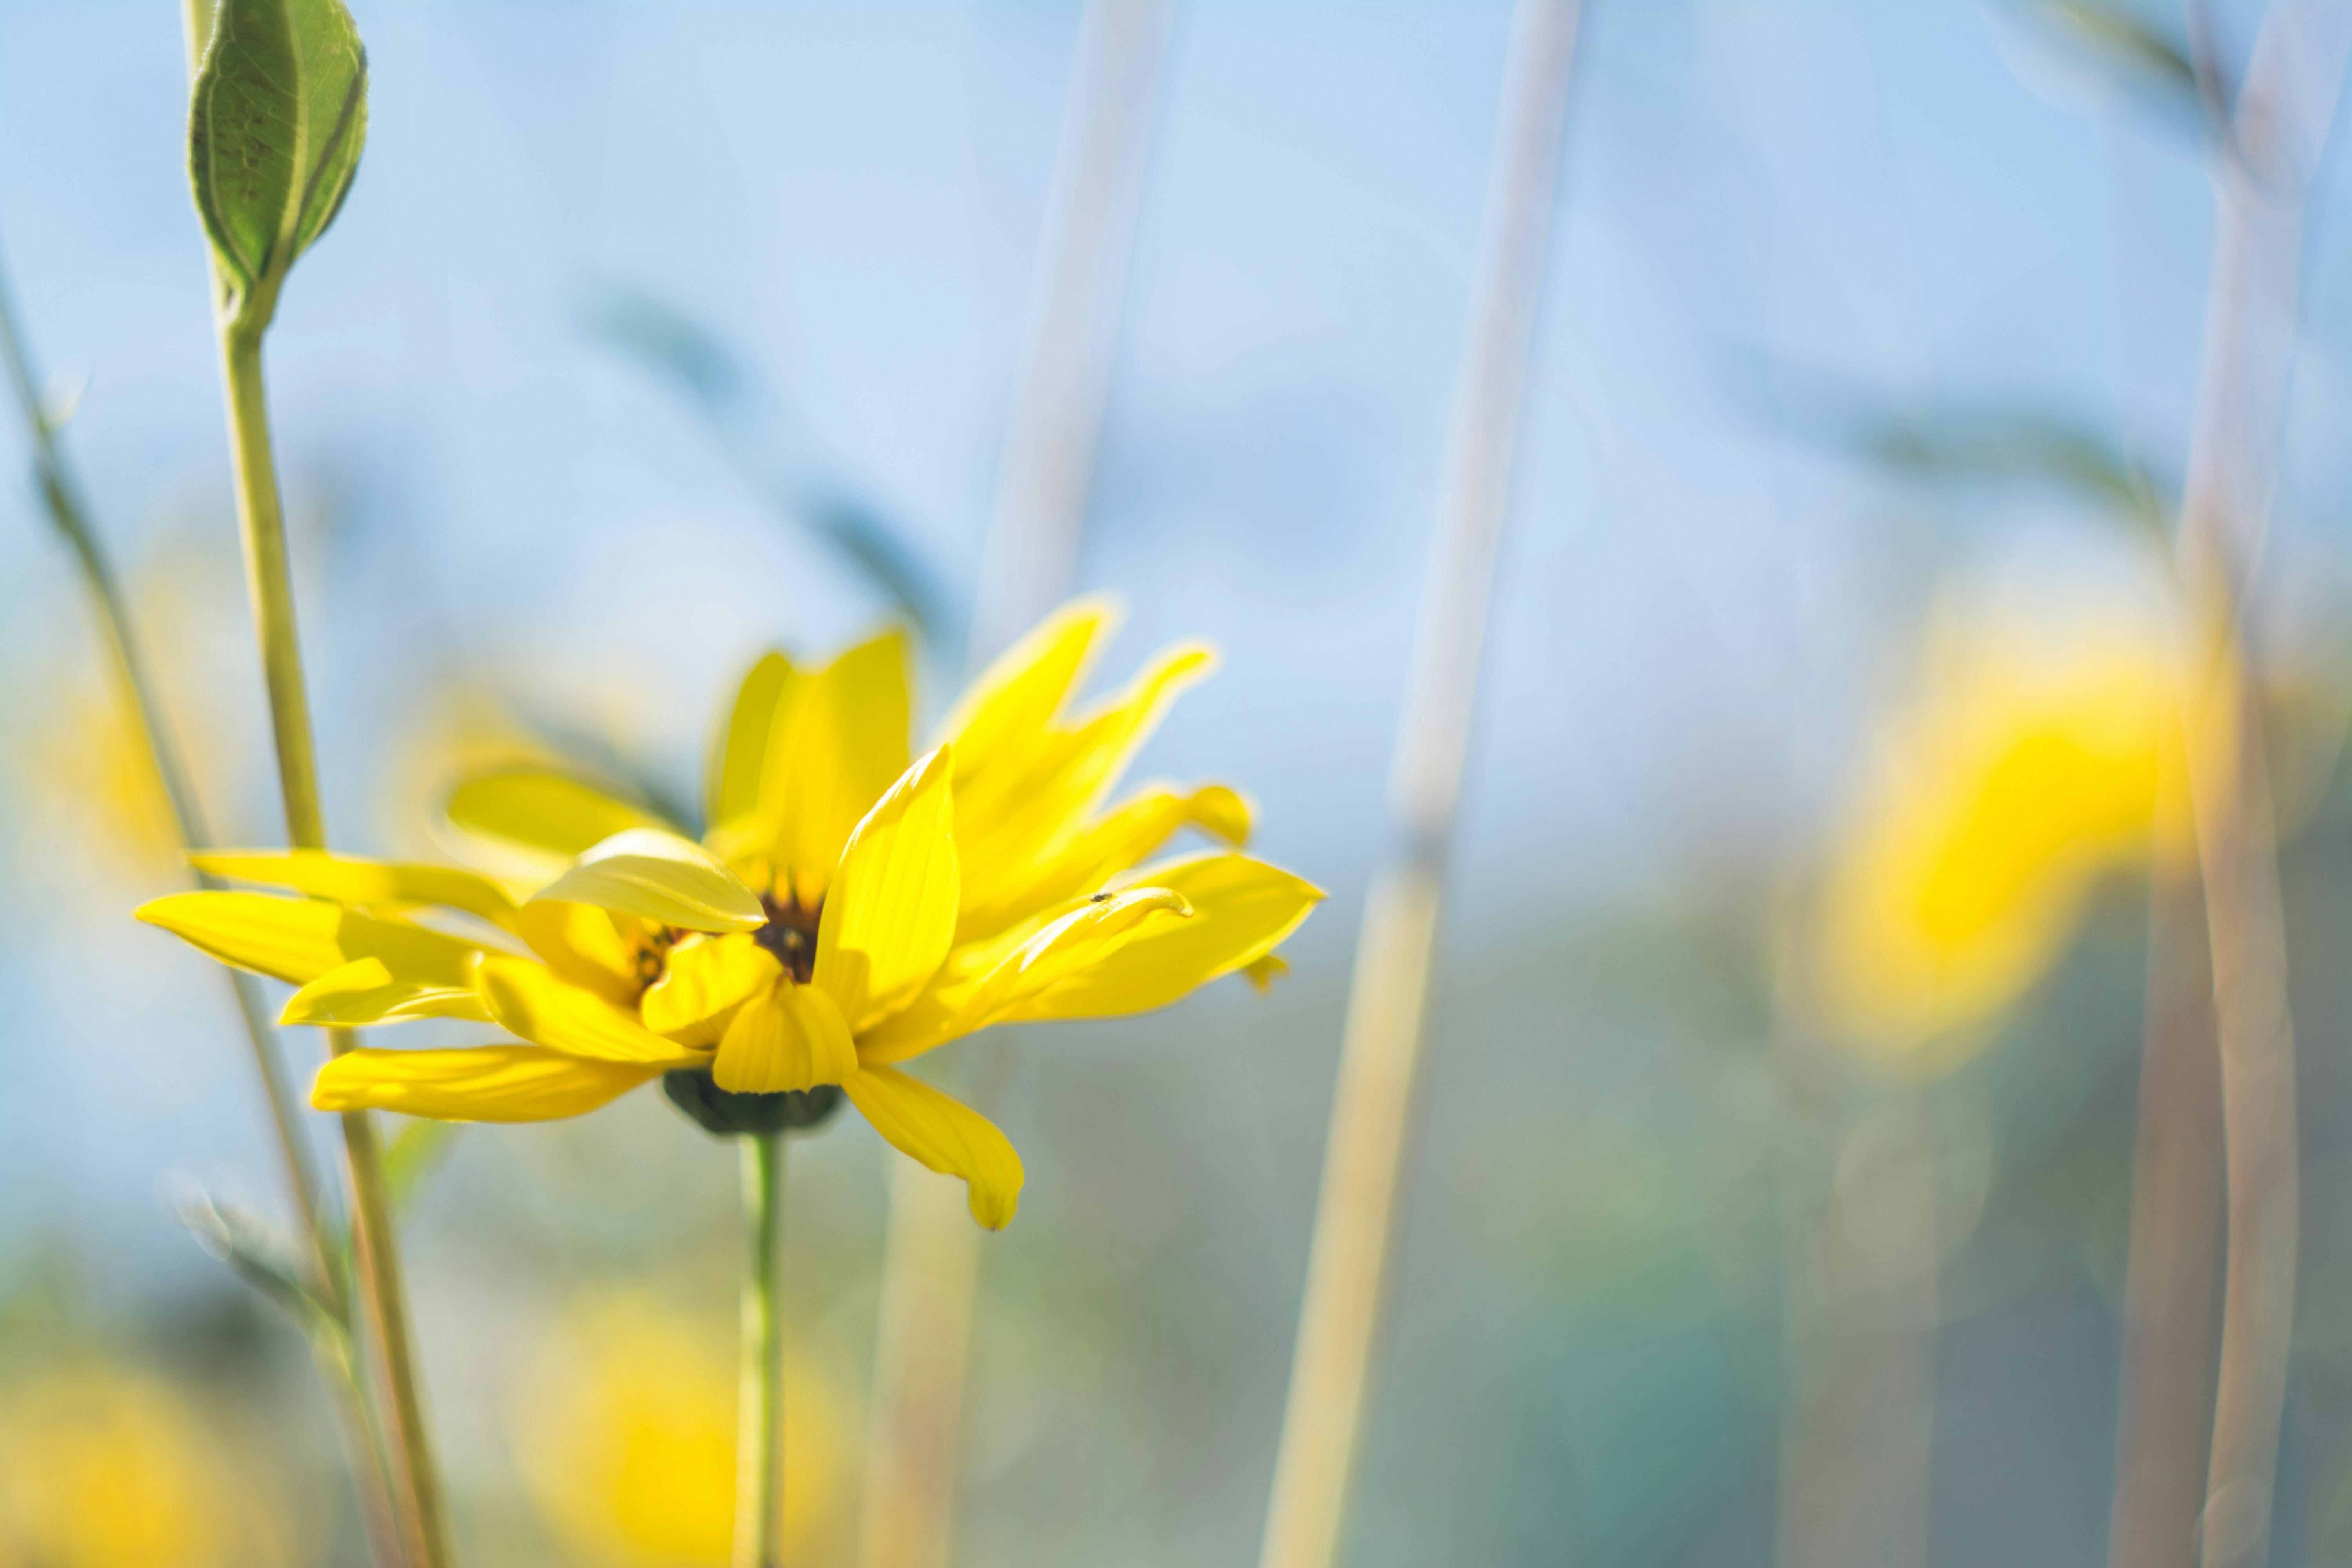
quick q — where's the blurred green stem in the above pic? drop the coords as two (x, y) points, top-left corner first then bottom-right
(0, 241), (403, 1563)
(212, 295), (455, 1568)
(738, 1132), (786, 1568)
(0, 256), (329, 1283)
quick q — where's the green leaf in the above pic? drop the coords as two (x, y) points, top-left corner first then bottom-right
(188, 0), (369, 317)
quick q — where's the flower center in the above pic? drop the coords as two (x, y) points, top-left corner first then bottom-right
(754, 892), (822, 984)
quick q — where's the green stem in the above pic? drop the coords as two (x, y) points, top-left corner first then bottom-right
(213, 309), (454, 1568)
(737, 1131), (786, 1568)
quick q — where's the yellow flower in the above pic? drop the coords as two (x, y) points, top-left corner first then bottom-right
(1812, 588), (2213, 1061)
(513, 1293), (845, 1565)
(0, 1364), (292, 1568)
(137, 599), (1321, 1228)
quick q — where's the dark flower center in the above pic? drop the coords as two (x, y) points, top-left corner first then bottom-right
(753, 891), (822, 984)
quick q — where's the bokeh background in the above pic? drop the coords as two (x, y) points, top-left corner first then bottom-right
(6, 1), (2352, 1564)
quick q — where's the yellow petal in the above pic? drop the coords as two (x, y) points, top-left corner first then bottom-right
(711, 982), (858, 1093)
(940, 595), (1121, 776)
(515, 899), (642, 1009)
(953, 782), (1252, 942)
(841, 1064), (1025, 1230)
(759, 630), (912, 903)
(136, 893), (483, 988)
(445, 769), (672, 880)
(641, 933), (783, 1048)
(475, 957), (699, 1065)
(137, 891), (343, 982)
(953, 644), (1217, 921)
(313, 1046), (659, 1122)
(708, 651), (798, 834)
(999, 852), (1320, 1023)
(190, 849), (521, 931)
(813, 746), (959, 1032)
(529, 829), (767, 933)
(281, 957), (492, 1027)
(858, 887), (1192, 1064)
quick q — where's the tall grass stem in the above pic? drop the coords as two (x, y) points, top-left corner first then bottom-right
(857, 7), (1173, 1568)
(2166, 9), (2352, 1563)
(2106, 869), (2222, 1568)
(1256, 6), (1581, 1566)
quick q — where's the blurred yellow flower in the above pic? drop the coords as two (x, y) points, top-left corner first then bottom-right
(0, 1364), (290, 1568)
(1813, 587), (2217, 1062)
(9, 679), (182, 882)
(138, 599), (1322, 1227)
(515, 1294), (845, 1566)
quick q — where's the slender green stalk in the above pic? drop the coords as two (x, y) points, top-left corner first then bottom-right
(0, 242), (406, 1563)
(738, 1132), (787, 1568)
(210, 315), (457, 1568)
(0, 252), (330, 1276)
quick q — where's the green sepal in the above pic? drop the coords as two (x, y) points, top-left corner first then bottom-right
(188, 0), (369, 323)
(662, 1069), (844, 1139)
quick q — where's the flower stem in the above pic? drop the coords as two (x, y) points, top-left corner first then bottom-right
(212, 307), (455, 1568)
(738, 1131), (787, 1568)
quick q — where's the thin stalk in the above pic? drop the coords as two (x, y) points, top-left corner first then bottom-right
(2105, 867), (2223, 1568)
(1257, 7), (1581, 1567)
(212, 316), (457, 1568)
(0, 243), (403, 1563)
(1773, 1094), (1938, 1568)
(0, 254), (331, 1276)
(178, 7), (443, 1561)
(2165, 9), (2352, 1563)
(737, 1132), (787, 1568)
(857, 6), (1173, 1567)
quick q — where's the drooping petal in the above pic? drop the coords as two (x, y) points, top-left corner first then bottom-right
(136, 893), (485, 988)
(841, 1064), (1024, 1230)
(313, 1046), (660, 1122)
(528, 829), (767, 933)
(281, 957), (491, 1027)
(939, 595), (1120, 778)
(953, 644), (1217, 920)
(475, 957), (700, 1065)
(997, 852), (1320, 1024)
(812, 746), (959, 1032)
(953, 782), (1251, 942)
(859, 887), (1191, 1064)
(758, 630), (912, 903)
(712, 982), (857, 1093)
(640, 933), (782, 1048)
(708, 651), (798, 835)
(445, 769), (673, 879)
(191, 849), (521, 931)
